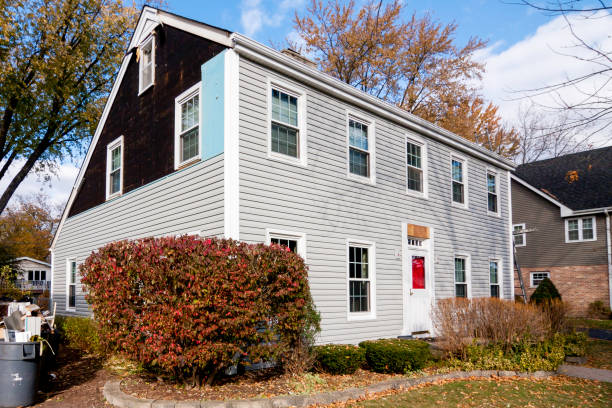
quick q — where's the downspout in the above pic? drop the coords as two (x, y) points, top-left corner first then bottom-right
(606, 210), (612, 309)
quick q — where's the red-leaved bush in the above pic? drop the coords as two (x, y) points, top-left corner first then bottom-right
(80, 236), (320, 383)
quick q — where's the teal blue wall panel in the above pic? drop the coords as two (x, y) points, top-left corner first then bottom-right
(201, 50), (225, 160)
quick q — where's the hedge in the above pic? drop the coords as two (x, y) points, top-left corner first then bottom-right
(313, 344), (365, 374)
(81, 236), (319, 383)
(359, 339), (431, 373)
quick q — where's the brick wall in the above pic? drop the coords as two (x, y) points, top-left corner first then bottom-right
(514, 264), (610, 316)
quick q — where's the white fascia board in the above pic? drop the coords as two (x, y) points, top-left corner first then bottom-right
(231, 34), (515, 172)
(14, 257), (52, 267)
(510, 174), (573, 217)
(569, 206), (612, 216)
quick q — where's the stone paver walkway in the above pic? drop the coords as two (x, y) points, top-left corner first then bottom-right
(558, 364), (612, 383)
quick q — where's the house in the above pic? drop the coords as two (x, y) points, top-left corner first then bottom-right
(511, 146), (612, 315)
(50, 7), (515, 344)
(14, 257), (52, 293)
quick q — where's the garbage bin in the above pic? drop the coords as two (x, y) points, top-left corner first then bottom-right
(0, 341), (41, 408)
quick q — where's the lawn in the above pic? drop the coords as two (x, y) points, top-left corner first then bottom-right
(584, 339), (612, 370)
(570, 318), (612, 330)
(346, 377), (612, 408)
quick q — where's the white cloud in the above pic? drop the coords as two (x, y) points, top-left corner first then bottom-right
(479, 11), (612, 145)
(0, 160), (79, 209)
(240, 0), (305, 37)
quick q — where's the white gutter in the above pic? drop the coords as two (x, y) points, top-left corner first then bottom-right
(569, 206), (612, 217)
(606, 209), (612, 309)
(231, 34), (515, 172)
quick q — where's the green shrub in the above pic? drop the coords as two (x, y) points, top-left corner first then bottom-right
(587, 301), (612, 319)
(359, 339), (431, 374)
(562, 332), (587, 357)
(313, 344), (365, 374)
(55, 316), (102, 355)
(530, 278), (561, 305)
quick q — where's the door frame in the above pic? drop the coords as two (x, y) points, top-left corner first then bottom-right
(401, 222), (435, 336)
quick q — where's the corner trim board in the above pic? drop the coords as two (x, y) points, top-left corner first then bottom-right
(224, 49), (240, 240)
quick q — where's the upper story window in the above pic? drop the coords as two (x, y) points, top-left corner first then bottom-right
(106, 136), (123, 200)
(348, 118), (370, 178)
(513, 224), (526, 247)
(174, 83), (201, 168)
(451, 156), (467, 206)
(487, 171), (498, 214)
(406, 136), (427, 196)
(271, 88), (300, 158)
(138, 36), (155, 94)
(565, 217), (596, 242)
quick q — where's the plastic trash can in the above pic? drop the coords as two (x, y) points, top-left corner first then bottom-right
(0, 341), (41, 408)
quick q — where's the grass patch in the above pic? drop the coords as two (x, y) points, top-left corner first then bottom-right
(349, 377), (612, 407)
(584, 340), (612, 370)
(570, 318), (612, 330)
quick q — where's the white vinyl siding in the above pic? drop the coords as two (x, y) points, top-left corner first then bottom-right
(175, 83), (201, 168)
(565, 217), (596, 242)
(138, 36), (154, 94)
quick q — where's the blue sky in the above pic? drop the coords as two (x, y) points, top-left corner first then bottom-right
(164, 0), (552, 54)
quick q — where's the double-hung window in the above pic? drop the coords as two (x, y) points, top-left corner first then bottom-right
(348, 118), (371, 179)
(175, 83), (201, 168)
(566, 217), (596, 242)
(138, 36), (155, 94)
(454, 256), (469, 298)
(406, 137), (426, 195)
(487, 171), (498, 214)
(106, 136), (123, 200)
(348, 242), (375, 319)
(490, 260), (500, 298)
(67, 259), (77, 310)
(271, 87), (300, 158)
(513, 224), (526, 247)
(451, 157), (467, 206)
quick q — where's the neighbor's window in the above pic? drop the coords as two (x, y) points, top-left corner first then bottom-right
(348, 118), (371, 178)
(454, 257), (468, 297)
(67, 259), (77, 309)
(513, 224), (526, 247)
(406, 140), (424, 193)
(139, 36), (155, 93)
(451, 158), (466, 205)
(271, 88), (299, 158)
(175, 84), (200, 167)
(40, 270), (46, 281)
(566, 217), (596, 242)
(487, 171), (498, 213)
(490, 260), (500, 298)
(106, 136), (123, 199)
(348, 245), (370, 313)
(530, 271), (550, 288)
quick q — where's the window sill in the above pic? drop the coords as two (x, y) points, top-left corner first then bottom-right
(487, 211), (501, 218)
(106, 192), (122, 201)
(347, 172), (375, 186)
(451, 201), (469, 210)
(347, 312), (376, 321)
(565, 238), (597, 243)
(138, 82), (154, 96)
(175, 157), (201, 171)
(406, 188), (428, 199)
(267, 151), (307, 167)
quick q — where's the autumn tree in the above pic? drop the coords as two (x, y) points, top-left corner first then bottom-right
(294, 0), (519, 157)
(0, 0), (142, 214)
(0, 194), (60, 261)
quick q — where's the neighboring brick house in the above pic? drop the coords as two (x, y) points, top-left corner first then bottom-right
(511, 146), (612, 315)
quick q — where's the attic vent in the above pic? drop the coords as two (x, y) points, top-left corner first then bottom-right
(281, 48), (316, 69)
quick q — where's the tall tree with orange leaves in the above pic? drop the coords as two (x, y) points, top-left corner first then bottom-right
(293, 0), (519, 157)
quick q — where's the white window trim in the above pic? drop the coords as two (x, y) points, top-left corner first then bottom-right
(266, 79), (307, 166)
(174, 82), (202, 169)
(513, 223), (526, 247)
(265, 229), (307, 261)
(346, 239), (376, 321)
(66, 258), (77, 311)
(486, 168), (500, 217)
(489, 258), (502, 298)
(346, 110), (376, 185)
(105, 136), (124, 201)
(405, 133), (428, 199)
(138, 35), (155, 95)
(530, 271), (550, 288)
(453, 253), (471, 298)
(565, 216), (597, 243)
(450, 154), (469, 209)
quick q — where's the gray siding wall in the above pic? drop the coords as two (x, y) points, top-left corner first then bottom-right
(238, 57), (512, 344)
(512, 180), (608, 267)
(52, 154), (224, 315)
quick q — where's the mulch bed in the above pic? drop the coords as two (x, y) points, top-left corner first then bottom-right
(120, 368), (412, 401)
